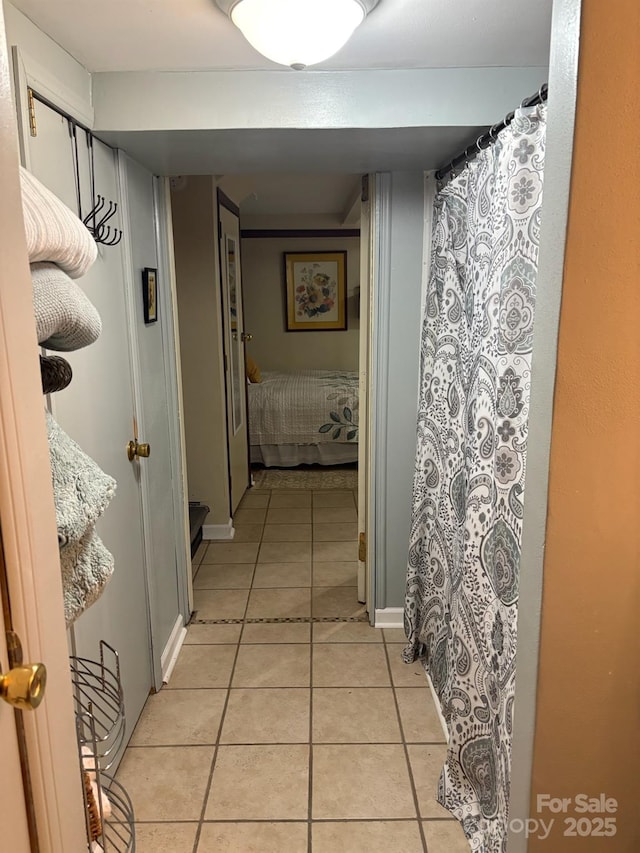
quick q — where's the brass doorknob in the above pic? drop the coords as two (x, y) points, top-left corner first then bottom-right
(0, 662), (47, 710)
(127, 439), (151, 461)
(241, 332), (253, 342)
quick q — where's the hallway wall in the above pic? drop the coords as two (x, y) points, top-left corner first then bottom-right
(529, 0), (639, 848)
(241, 233), (360, 372)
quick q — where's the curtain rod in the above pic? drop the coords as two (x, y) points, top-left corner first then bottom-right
(435, 83), (548, 184)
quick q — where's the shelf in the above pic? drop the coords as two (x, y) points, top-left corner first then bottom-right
(70, 640), (125, 771)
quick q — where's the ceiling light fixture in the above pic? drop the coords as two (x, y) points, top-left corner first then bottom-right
(215, 0), (380, 70)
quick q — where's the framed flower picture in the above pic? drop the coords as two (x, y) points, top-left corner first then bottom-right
(284, 251), (347, 331)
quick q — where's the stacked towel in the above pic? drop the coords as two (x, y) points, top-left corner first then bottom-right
(32, 262), (102, 351)
(20, 166), (97, 278)
(46, 412), (116, 625)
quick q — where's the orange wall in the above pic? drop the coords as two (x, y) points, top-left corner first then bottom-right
(529, 0), (640, 850)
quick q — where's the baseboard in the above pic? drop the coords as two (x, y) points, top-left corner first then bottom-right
(374, 607), (404, 628)
(203, 519), (235, 541)
(161, 615), (187, 684)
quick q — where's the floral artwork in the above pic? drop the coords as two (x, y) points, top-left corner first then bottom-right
(285, 252), (347, 331)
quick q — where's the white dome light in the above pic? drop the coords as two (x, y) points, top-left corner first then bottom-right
(217, 0), (379, 70)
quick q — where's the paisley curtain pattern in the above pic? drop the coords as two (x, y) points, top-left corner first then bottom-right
(403, 105), (546, 852)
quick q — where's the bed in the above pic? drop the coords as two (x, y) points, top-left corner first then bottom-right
(248, 369), (359, 467)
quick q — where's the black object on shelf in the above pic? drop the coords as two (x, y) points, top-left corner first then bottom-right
(189, 502), (210, 557)
(40, 354), (72, 394)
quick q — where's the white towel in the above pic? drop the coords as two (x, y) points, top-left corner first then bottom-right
(46, 412), (116, 543)
(32, 263), (102, 351)
(20, 166), (98, 278)
(46, 411), (116, 624)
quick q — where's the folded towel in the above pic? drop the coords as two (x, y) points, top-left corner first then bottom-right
(60, 524), (114, 626)
(20, 166), (98, 278)
(46, 411), (116, 545)
(32, 263), (102, 351)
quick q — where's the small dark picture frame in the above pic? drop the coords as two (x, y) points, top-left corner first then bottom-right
(142, 267), (158, 324)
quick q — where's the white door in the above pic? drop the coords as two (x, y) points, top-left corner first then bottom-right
(218, 191), (250, 513)
(25, 98), (153, 744)
(119, 154), (187, 686)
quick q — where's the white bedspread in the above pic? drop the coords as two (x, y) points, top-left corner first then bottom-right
(249, 369), (359, 447)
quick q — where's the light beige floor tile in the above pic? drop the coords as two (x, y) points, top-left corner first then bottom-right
(312, 587), (365, 618)
(246, 587), (311, 618)
(135, 822), (199, 852)
(198, 822), (308, 852)
(312, 561), (358, 587)
(312, 491), (356, 508)
(221, 688), (310, 743)
(313, 744), (416, 818)
(396, 688), (448, 743)
(313, 540), (359, 562)
(203, 542), (260, 564)
(422, 820), (469, 852)
(259, 541), (312, 563)
(239, 493), (270, 508)
(246, 487), (270, 495)
(233, 643), (310, 687)
(313, 821), (424, 853)
(313, 622), (382, 643)
(194, 563), (254, 589)
(167, 644), (236, 689)
(313, 506), (357, 523)
(131, 689), (226, 746)
(383, 628), (408, 643)
(262, 523), (312, 542)
(269, 492), (312, 508)
(242, 622), (310, 644)
(313, 644), (390, 687)
(408, 744), (451, 818)
(193, 588), (249, 620)
(232, 524), (264, 542)
(116, 746), (213, 821)
(387, 647), (428, 688)
(313, 688), (401, 742)
(266, 507), (312, 524)
(252, 563), (312, 588)
(185, 624), (242, 644)
(313, 522), (358, 541)
(192, 541), (208, 567)
(205, 745), (309, 820)
(233, 507), (267, 525)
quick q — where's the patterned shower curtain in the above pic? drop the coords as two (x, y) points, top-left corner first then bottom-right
(403, 104), (547, 852)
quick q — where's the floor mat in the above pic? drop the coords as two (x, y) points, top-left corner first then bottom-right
(252, 467), (358, 490)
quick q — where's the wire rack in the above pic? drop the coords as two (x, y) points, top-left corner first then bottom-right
(70, 641), (135, 851)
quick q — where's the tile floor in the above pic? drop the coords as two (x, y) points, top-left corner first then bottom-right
(117, 486), (469, 852)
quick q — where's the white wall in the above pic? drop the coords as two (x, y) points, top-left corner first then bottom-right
(373, 172), (426, 610)
(171, 176), (231, 525)
(4, 3), (93, 123)
(242, 234), (360, 372)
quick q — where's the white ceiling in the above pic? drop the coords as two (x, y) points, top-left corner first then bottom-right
(222, 173), (361, 215)
(11, 0), (552, 73)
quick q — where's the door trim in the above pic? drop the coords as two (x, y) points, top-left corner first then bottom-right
(154, 177), (193, 619)
(369, 172), (392, 619)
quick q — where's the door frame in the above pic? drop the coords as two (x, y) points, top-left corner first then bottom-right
(216, 187), (251, 516)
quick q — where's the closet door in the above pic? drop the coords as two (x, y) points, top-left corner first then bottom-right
(26, 99), (153, 748)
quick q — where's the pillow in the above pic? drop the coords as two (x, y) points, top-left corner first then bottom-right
(246, 354), (262, 383)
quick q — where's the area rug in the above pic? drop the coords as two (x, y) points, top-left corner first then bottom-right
(252, 468), (358, 490)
